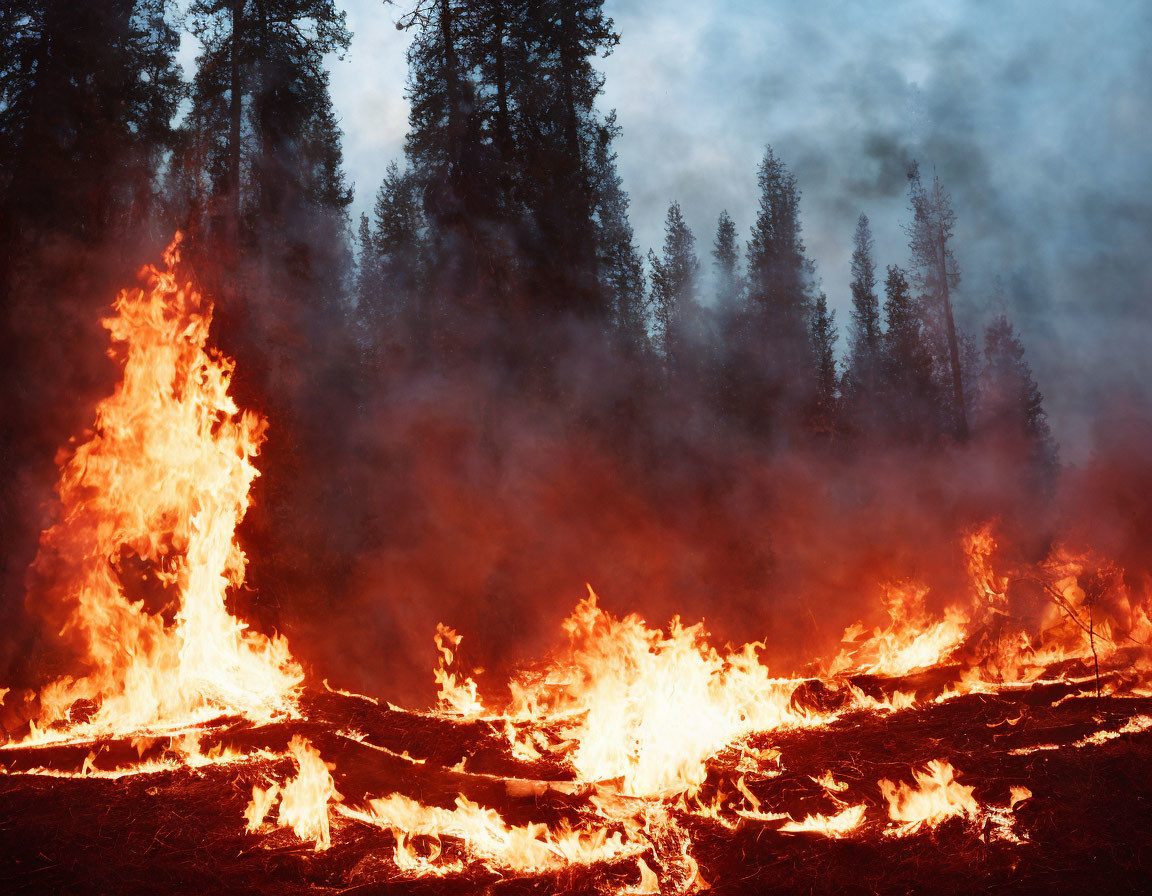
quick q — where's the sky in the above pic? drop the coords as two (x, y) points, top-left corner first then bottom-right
(253, 0), (1150, 457)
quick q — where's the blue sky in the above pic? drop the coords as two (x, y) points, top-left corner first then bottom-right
(185, 1), (1152, 455)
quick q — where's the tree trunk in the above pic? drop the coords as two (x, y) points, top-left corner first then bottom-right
(937, 222), (968, 439)
(228, 0), (245, 243)
(255, 0), (273, 220)
(439, 0), (461, 164)
(493, 10), (511, 163)
(555, 2), (600, 315)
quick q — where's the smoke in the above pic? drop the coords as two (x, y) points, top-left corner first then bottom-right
(584, 0), (1152, 459)
(7, 229), (1148, 713)
(236, 304), (1081, 707)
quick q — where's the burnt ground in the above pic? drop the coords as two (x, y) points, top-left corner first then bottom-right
(1, 668), (1151, 895)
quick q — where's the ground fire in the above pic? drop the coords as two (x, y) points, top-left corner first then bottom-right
(1, 239), (1150, 893)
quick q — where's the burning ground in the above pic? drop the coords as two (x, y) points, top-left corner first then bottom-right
(2, 242), (1151, 895)
(4, 669), (1152, 895)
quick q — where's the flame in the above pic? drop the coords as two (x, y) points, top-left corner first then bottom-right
(276, 736), (342, 850)
(426, 520), (1152, 804)
(403, 522), (1152, 876)
(829, 582), (971, 678)
(878, 760), (978, 831)
(824, 525), (1152, 694)
(433, 624), (485, 716)
(245, 782), (281, 831)
(244, 736), (342, 850)
(17, 234), (301, 742)
(345, 791), (640, 872)
(779, 804), (867, 837)
(632, 857), (661, 893)
(502, 587), (814, 797)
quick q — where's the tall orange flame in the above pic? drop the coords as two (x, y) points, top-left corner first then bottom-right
(25, 233), (301, 741)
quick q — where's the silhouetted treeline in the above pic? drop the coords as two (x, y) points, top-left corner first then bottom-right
(2, 1), (1070, 701)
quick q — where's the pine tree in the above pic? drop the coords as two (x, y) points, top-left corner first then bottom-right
(180, 0), (356, 420)
(589, 119), (647, 354)
(905, 162), (967, 438)
(1, 0), (183, 268)
(356, 213), (380, 315)
(397, 0), (620, 321)
(845, 214), (881, 413)
(880, 264), (942, 441)
(712, 210), (741, 310)
(526, 0), (619, 315)
(399, 0), (504, 309)
(647, 201), (698, 368)
(978, 313), (1058, 479)
(373, 162), (424, 296)
(810, 291), (839, 435)
(0, 0), (183, 419)
(744, 145), (816, 419)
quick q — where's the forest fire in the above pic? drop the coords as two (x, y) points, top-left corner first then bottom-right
(2, 0), (1150, 891)
(1, 240), (1151, 893)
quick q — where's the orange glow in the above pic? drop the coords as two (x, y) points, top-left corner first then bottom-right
(7, 231), (1152, 890)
